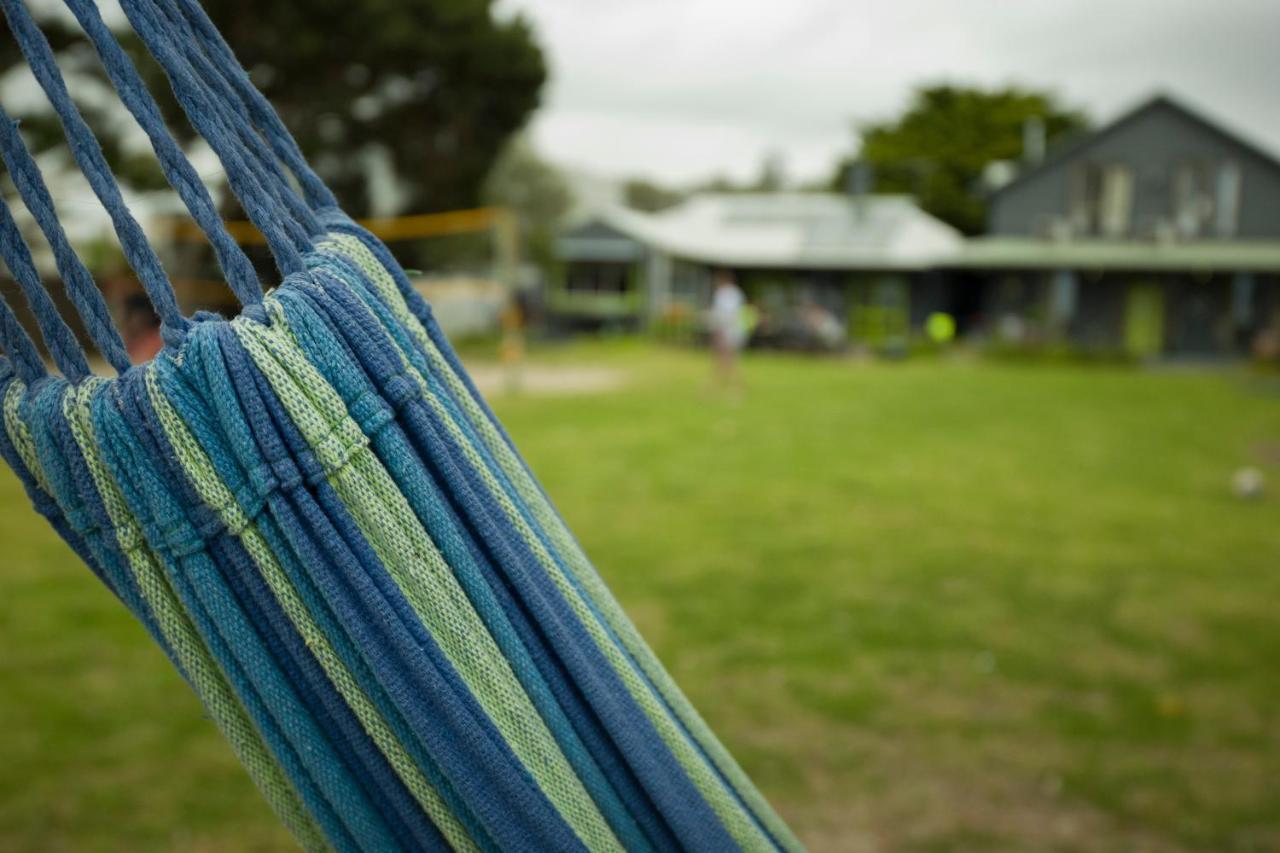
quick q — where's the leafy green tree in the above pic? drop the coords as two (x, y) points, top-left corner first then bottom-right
(623, 178), (683, 212)
(204, 0), (546, 216)
(2, 0), (546, 219)
(482, 136), (570, 268)
(0, 18), (169, 194)
(832, 85), (1088, 234)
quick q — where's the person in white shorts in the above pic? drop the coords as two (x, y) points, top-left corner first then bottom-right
(709, 270), (747, 392)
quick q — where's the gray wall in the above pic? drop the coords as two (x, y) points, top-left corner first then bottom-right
(989, 99), (1280, 239)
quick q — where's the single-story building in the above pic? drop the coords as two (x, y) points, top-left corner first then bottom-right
(554, 192), (963, 351)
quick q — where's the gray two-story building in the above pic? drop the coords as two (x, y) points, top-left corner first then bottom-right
(962, 94), (1280, 357)
(554, 93), (1280, 359)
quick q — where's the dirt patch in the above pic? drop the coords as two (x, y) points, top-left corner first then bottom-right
(464, 363), (627, 397)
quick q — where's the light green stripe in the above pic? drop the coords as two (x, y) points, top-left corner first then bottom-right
(146, 369), (478, 852)
(4, 380), (53, 495)
(325, 233), (800, 851)
(234, 308), (623, 853)
(415, 369), (774, 849)
(59, 378), (330, 853)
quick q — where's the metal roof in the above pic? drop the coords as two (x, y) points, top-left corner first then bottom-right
(566, 193), (964, 270)
(561, 193), (1280, 274)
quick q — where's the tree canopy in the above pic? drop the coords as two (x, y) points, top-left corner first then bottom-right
(832, 85), (1088, 234)
(482, 136), (570, 268)
(206, 0), (546, 216)
(623, 178), (683, 213)
(1, 0), (547, 219)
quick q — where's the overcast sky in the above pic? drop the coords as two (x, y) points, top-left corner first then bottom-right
(498, 0), (1280, 187)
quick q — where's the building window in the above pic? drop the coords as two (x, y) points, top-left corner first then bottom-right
(1172, 161), (1214, 237)
(1069, 164), (1099, 234)
(1099, 165), (1133, 237)
(1049, 269), (1078, 327)
(1215, 161), (1241, 237)
(566, 263), (630, 295)
(1231, 273), (1254, 327)
(1069, 162), (1132, 237)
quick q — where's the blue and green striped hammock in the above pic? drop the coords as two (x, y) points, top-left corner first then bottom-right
(0, 0), (800, 849)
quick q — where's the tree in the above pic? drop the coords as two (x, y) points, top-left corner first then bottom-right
(204, 0), (546, 217)
(623, 178), (683, 212)
(0, 17), (170, 196)
(2, 0), (546, 220)
(831, 85), (1088, 234)
(482, 136), (570, 268)
(753, 150), (786, 192)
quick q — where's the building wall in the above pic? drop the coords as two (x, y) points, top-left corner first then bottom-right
(990, 100), (1280, 239)
(967, 269), (1280, 358)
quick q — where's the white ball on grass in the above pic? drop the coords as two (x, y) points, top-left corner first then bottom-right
(1232, 467), (1265, 500)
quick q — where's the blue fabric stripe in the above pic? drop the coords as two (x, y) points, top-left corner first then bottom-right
(89, 376), (374, 853)
(21, 379), (177, 664)
(118, 372), (443, 852)
(153, 351), (497, 852)
(307, 251), (688, 850)
(0, 374), (102, 594)
(294, 258), (738, 850)
(275, 277), (660, 852)
(202, 318), (587, 852)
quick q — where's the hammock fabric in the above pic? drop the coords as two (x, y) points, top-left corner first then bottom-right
(0, 1), (800, 850)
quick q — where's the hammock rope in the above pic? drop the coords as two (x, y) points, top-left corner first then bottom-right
(0, 1), (802, 850)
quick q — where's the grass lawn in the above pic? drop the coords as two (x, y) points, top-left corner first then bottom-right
(1, 341), (1278, 850)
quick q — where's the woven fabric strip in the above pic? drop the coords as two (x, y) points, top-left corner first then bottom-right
(0, 1), (801, 849)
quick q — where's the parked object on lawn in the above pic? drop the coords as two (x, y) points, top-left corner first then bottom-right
(1232, 467), (1266, 500)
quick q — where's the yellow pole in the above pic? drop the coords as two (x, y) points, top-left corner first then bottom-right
(163, 207), (511, 245)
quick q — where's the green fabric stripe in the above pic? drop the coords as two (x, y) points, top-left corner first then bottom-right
(234, 309), (623, 853)
(59, 378), (330, 853)
(145, 369), (479, 852)
(324, 234), (799, 851)
(4, 380), (53, 495)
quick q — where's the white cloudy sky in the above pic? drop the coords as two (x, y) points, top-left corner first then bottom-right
(498, 0), (1280, 187)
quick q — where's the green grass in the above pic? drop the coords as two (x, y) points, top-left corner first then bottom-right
(2, 342), (1278, 850)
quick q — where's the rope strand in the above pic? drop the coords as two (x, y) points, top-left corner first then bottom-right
(0, 0), (190, 347)
(0, 117), (122, 377)
(61, 0), (265, 308)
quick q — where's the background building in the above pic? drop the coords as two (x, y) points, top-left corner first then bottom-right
(555, 193), (962, 350)
(961, 94), (1280, 358)
(556, 94), (1280, 360)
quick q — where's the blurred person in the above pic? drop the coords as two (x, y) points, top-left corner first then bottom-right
(122, 293), (163, 364)
(709, 270), (748, 393)
(500, 294), (526, 394)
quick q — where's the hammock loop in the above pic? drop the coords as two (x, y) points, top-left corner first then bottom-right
(170, 0), (338, 211)
(0, 116), (130, 377)
(0, 0), (191, 346)
(146, 0), (324, 240)
(114, 0), (311, 277)
(60, 0), (265, 309)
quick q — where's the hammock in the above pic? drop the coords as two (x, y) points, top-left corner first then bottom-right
(0, 1), (800, 850)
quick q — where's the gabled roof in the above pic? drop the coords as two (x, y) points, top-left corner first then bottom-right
(990, 92), (1280, 200)
(564, 193), (963, 270)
